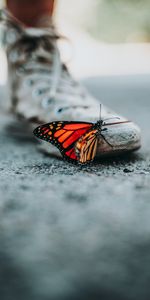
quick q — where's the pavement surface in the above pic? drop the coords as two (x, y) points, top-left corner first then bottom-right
(0, 74), (150, 300)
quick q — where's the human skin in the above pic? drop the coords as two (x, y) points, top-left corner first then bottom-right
(6, 0), (55, 26)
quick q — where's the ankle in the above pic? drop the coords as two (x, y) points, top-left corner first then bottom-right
(6, 0), (55, 27)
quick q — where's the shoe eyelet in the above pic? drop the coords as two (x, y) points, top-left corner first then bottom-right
(57, 108), (63, 113)
(41, 97), (54, 108)
(16, 67), (25, 76)
(32, 83), (49, 98)
(54, 107), (69, 116)
(32, 88), (46, 99)
(24, 79), (34, 87)
(9, 50), (18, 63)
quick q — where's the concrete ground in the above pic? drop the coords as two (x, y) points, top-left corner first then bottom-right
(0, 74), (150, 300)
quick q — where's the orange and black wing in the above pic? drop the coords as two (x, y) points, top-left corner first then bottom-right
(75, 130), (98, 163)
(33, 121), (93, 163)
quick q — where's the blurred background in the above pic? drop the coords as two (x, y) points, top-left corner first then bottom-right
(57, 0), (150, 42)
(55, 0), (150, 78)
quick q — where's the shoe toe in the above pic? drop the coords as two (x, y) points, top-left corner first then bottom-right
(97, 120), (141, 156)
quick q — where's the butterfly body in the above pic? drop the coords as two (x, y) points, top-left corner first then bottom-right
(74, 120), (112, 163)
(33, 118), (114, 164)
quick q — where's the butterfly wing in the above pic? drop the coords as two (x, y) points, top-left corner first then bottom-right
(33, 121), (93, 163)
(75, 130), (98, 163)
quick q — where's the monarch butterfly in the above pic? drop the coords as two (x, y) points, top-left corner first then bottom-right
(33, 110), (130, 164)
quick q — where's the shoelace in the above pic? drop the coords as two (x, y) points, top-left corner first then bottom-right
(20, 31), (87, 111)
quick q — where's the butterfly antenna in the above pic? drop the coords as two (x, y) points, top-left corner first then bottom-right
(99, 104), (102, 121)
(104, 116), (120, 122)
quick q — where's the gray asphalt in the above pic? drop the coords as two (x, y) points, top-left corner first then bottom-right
(0, 74), (150, 300)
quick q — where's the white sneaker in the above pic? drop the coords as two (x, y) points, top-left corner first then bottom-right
(0, 9), (141, 157)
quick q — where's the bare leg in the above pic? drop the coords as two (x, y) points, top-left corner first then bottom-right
(6, 0), (55, 26)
